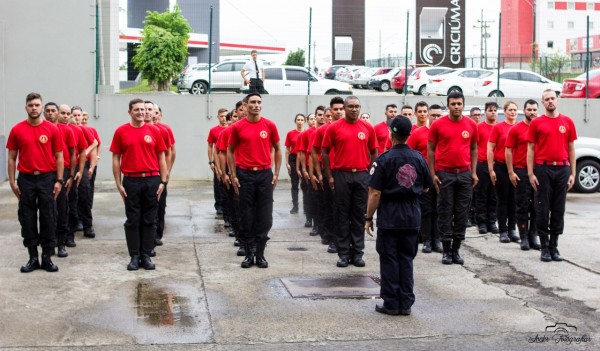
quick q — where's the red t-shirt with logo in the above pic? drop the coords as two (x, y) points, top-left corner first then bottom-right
(322, 118), (377, 170)
(407, 125), (429, 161)
(216, 126), (232, 152)
(157, 122), (176, 145)
(68, 123), (88, 156)
(488, 121), (515, 164)
(374, 121), (389, 155)
(428, 115), (478, 170)
(57, 123), (77, 169)
(527, 114), (577, 163)
(152, 123), (172, 149)
(6, 120), (62, 174)
(476, 122), (495, 162)
(207, 125), (227, 144)
(285, 129), (302, 155)
(110, 123), (167, 173)
(311, 123), (335, 169)
(229, 117), (280, 169)
(505, 121), (530, 169)
(78, 125), (96, 161)
(296, 127), (316, 164)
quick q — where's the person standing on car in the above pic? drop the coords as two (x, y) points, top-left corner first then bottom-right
(527, 90), (577, 262)
(366, 115), (432, 316)
(427, 92), (478, 265)
(488, 101), (519, 244)
(7, 93), (64, 273)
(506, 99), (540, 250)
(241, 50), (267, 94)
(475, 102), (499, 235)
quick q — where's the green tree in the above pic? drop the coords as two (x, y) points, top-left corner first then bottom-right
(284, 48), (306, 67)
(132, 6), (191, 91)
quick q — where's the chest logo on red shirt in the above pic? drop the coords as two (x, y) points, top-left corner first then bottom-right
(462, 131), (470, 139)
(260, 131), (268, 139)
(559, 126), (566, 134)
(144, 135), (153, 143)
(358, 132), (366, 140)
(39, 135), (48, 144)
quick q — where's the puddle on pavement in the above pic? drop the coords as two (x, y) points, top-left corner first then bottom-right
(135, 282), (194, 327)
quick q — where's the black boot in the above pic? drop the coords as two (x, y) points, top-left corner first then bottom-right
(529, 226), (541, 250)
(422, 240), (432, 253)
(290, 204), (298, 214)
(127, 255), (140, 270)
(488, 222), (499, 234)
(236, 245), (246, 256)
(508, 229), (520, 242)
(41, 251), (59, 272)
(441, 241), (453, 265)
(549, 234), (563, 261)
(451, 240), (464, 265)
(519, 226), (530, 250)
(65, 232), (76, 247)
(241, 243), (255, 268)
(499, 231), (510, 243)
(20, 246), (40, 273)
(57, 245), (69, 257)
(539, 235), (552, 262)
(140, 255), (156, 270)
(255, 242), (268, 268)
(309, 225), (319, 236)
(421, 215), (432, 253)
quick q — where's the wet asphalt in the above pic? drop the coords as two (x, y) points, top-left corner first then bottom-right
(0, 180), (598, 351)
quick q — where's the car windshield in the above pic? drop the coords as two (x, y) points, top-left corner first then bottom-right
(575, 70), (600, 79)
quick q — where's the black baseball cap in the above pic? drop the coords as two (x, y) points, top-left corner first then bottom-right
(387, 115), (412, 137)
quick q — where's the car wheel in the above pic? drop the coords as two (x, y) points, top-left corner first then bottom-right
(418, 85), (429, 96)
(325, 90), (340, 95)
(488, 90), (504, 97)
(190, 81), (208, 95)
(380, 81), (390, 92)
(447, 86), (462, 95)
(574, 159), (600, 193)
(394, 89), (403, 94)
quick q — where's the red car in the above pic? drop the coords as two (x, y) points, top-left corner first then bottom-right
(561, 69), (600, 98)
(391, 68), (414, 94)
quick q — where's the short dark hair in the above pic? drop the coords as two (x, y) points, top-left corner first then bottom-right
(245, 92), (261, 101)
(315, 105), (325, 114)
(524, 99), (538, 109)
(469, 107), (481, 115)
(144, 100), (153, 105)
(251, 49), (258, 54)
(385, 104), (397, 111)
(330, 96), (344, 107)
(26, 92), (42, 103)
(484, 101), (499, 111)
(295, 113), (306, 122)
(225, 111), (232, 122)
(414, 101), (428, 110)
(217, 108), (228, 115)
(446, 91), (464, 105)
(401, 104), (413, 111)
(344, 95), (360, 105)
(128, 98), (144, 110)
(71, 106), (83, 113)
(429, 104), (442, 111)
(235, 100), (244, 111)
(44, 102), (58, 110)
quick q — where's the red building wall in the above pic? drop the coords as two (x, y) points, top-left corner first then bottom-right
(500, 0), (534, 62)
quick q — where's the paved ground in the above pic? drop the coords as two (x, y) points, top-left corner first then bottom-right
(0, 180), (598, 350)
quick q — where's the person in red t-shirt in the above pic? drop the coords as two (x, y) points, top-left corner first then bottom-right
(44, 102), (76, 258)
(322, 96), (378, 268)
(407, 102), (443, 254)
(305, 107), (327, 237)
(72, 106), (98, 239)
(81, 111), (101, 210)
(505, 99), (540, 250)
(527, 90), (577, 263)
(207, 108), (229, 215)
(374, 104), (397, 155)
(7, 93), (64, 273)
(474, 102), (499, 235)
(466, 107), (482, 227)
(285, 113), (306, 214)
(228, 93), (282, 269)
(110, 98), (168, 271)
(59, 104), (87, 247)
(488, 101), (519, 243)
(153, 103), (176, 246)
(297, 113), (317, 228)
(427, 92), (478, 266)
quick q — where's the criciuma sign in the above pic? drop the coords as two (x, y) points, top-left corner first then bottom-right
(416, 0), (465, 68)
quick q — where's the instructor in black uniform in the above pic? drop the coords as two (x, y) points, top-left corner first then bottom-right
(366, 116), (433, 316)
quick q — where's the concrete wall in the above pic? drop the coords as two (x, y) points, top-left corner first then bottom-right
(85, 94), (600, 182)
(0, 0), (96, 182)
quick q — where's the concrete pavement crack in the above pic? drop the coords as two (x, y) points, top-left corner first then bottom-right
(193, 235), (216, 344)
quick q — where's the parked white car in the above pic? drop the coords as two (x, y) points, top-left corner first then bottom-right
(426, 68), (492, 96)
(406, 66), (452, 95)
(241, 66), (353, 95)
(178, 59), (250, 94)
(574, 137), (600, 193)
(473, 69), (562, 98)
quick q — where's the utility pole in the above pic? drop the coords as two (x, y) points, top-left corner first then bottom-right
(474, 9), (494, 68)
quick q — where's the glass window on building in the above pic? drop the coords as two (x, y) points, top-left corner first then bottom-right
(591, 22), (595, 30)
(588, 3), (595, 10)
(548, 21), (554, 29)
(548, 1), (554, 9)
(568, 21), (574, 29)
(548, 41), (554, 49)
(567, 2), (575, 10)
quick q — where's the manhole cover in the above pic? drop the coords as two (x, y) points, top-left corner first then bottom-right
(281, 276), (380, 299)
